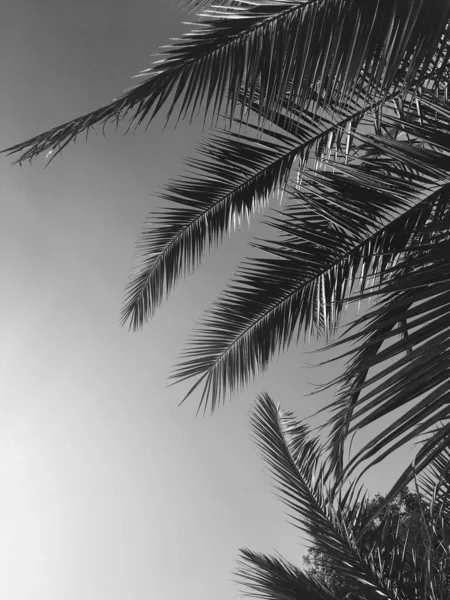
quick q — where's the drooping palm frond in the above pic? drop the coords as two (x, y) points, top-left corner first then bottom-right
(4, 0), (450, 164)
(121, 85), (397, 330)
(171, 90), (450, 413)
(325, 210), (450, 485)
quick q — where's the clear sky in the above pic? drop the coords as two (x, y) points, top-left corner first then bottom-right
(1, 1), (415, 599)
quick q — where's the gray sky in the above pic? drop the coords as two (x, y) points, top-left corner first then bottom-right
(1, 1), (415, 599)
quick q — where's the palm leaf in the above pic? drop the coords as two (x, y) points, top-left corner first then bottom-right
(321, 97), (450, 473)
(121, 126), (299, 329)
(321, 91), (450, 473)
(121, 85), (400, 329)
(418, 437), (450, 520)
(4, 0), (450, 164)
(326, 225), (450, 486)
(171, 93), (450, 412)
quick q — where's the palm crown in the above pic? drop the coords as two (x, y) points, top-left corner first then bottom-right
(4, 0), (450, 487)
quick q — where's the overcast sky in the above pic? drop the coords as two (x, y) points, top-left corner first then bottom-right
(1, 1), (415, 599)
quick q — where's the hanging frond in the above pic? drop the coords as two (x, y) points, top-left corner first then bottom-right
(171, 94), (450, 412)
(121, 85), (398, 330)
(121, 126), (299, 329)
(4, 0), (450, 164)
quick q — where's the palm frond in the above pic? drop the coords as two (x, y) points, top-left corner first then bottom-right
(361, 445), (450, 599)
(121, 126), (299, 329)
(250, 394), (450, 600)
(171, 92), (450, 412)
(320, 95), (450, 471)
(4, 0), (450, 164)
(121, 85), (398, 329)
(320, 89), (450, 474)
(326, 222), (450, 486)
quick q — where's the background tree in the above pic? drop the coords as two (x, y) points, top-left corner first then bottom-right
(302, 489), (430, 599)
(4, 0), (450, 488)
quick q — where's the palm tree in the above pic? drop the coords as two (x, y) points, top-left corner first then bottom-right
(4, 0), (450, 487)
(236, 393), (450, 600)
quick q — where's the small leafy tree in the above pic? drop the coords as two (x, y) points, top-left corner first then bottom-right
(302, 490), (426, 599)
